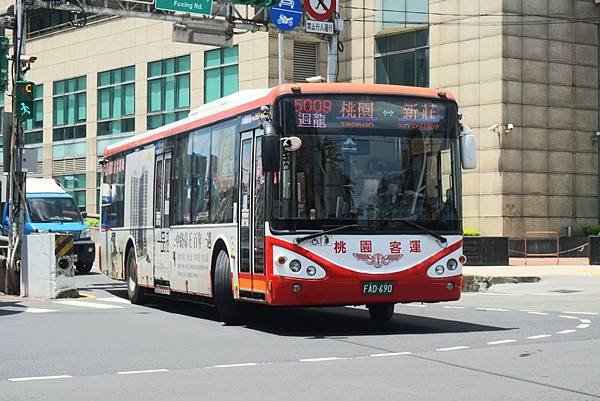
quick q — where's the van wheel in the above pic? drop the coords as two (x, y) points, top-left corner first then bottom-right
(75, 263), (93, 274)
(126, 250), (145, 304)
(368, 303), (395, 322)
(213, 250), (242, 325)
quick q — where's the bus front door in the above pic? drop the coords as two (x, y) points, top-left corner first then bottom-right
(238, 130), (266, 300)
(153, 152), (173, 291)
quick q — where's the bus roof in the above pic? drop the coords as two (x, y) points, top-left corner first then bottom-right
(103, 83), (455, 158)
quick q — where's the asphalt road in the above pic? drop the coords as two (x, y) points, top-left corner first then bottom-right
(1, 271), (599, 401)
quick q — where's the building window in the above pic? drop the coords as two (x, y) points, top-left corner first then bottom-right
(376, 0), (428, 32)
(97, 66), (135, 136)
(55, 174), (86, 210)
(147, 55), (190, 130)
(25, 84), (43, 145)
(204, 46), (239, 103)
(53, 76), (86, 141)
(375, 29), (429, 87)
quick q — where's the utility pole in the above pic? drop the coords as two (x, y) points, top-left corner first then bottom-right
(278, 31), (284, 84)
(326, 0), (340, 83)
(5, 0), (26, 294)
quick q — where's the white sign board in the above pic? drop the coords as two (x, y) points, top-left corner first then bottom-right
(305, 19), (334, 35)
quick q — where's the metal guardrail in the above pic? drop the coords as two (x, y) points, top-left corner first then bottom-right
(524, 231), (559, 265)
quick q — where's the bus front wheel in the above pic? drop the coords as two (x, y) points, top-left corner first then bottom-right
(367, 303), (395, 322)
(126, 249), (145, 304)
(213, 250), (242, 325)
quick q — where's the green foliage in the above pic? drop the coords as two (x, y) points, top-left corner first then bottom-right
(463, 227), (480, 237)
(84, 217), (99, 228)
(582, 225), (600, 236)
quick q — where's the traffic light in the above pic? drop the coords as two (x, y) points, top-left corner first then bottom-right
(0, 37), (9, 92)
(229, 0), (277, 6)
(15, 80), (34, 120)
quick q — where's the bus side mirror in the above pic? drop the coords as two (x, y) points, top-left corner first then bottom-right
(261, 125), (280, 172)
(459, 123), (477, 170)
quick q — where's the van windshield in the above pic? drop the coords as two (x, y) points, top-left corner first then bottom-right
(27, 198), (83, 223)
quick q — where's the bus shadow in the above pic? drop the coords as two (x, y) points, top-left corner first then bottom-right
(242, 306), (515, 337)
(103, 288), (514, 336)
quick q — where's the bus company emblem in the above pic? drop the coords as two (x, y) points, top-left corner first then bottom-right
(352, 252), (402, 268)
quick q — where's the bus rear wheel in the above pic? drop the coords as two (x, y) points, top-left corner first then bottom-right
(368, 303), (395, 322)
(213, 250), (242, 325)
(126, 249), (145, 304)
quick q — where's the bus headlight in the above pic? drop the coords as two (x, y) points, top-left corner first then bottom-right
(289, 259), (302, 273)
(435, 265), (445, 275)
(306, 266), (317, 276)
(446, 259), (458, 271)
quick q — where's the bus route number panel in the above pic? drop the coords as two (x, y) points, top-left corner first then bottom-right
(291, 96), (447, 131)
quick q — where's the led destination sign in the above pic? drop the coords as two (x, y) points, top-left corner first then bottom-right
(288, 96), (447, 131)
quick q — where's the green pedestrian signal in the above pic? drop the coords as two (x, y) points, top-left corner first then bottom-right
(15, 80), (35, 120)
(0, 37), (9, 92)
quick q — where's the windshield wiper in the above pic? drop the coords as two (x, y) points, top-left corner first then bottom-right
(294, 224), (359, 244)
(397, 219), (448, 246)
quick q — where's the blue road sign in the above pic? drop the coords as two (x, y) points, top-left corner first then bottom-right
(270, 0), (303, 31)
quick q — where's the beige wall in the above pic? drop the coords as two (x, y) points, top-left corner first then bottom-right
(430, 0), (600, 237)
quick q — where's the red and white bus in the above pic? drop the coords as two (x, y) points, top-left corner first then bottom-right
(100, 83), (476, 323)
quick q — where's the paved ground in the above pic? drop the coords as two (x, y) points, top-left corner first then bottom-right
(1, 270), (599, 401)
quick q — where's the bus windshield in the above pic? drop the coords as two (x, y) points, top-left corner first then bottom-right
(27, 198), (83, 223)
(271, 95), (460, 232)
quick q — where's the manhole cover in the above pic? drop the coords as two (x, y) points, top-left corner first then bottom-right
(549, 289), (581, 294)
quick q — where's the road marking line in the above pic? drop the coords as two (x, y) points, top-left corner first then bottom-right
(519, 309), (534, 312)
(557, 330), (576, 334)
(527, 335), (552, 339)
(300, 357), (346, 362)
(0, 306), (58, 314)
(579, 319), (592, 324)
(528, 311), (548, 316)
(576, 324), (590, 329)
(370, 352), (412, 357)
(476, 308), (509, 312)
(405, 304), (426, 308)
(117, 369), (168, 375)
(24, 308), (59, 314)
(562, 311), (598, 316)
(53, 300), (123, 309)
(97, 297), (131, 304)
(212, 363), (258, 368)
(559, 315), (579, 320)
(487, 340), (517, 345)
(436, 346), (469, 352)
(8, 375), (72, 382)
(443, 306), (466, 309)
(78, 291), (96, 300)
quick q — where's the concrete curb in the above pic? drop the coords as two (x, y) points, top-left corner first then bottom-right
(463, 275), (541, 292)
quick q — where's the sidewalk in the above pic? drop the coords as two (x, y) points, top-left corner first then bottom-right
(464, 264), (600, 278)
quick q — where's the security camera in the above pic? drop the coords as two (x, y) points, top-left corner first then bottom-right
(506, 123), (514, 132)
(19, 55), (37, 63)
(306, 76), (325, 83)
(487, 124), (499, 132)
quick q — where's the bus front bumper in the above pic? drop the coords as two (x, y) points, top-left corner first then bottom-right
(267, 274), (463, 306)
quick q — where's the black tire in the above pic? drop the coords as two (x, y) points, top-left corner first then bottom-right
(368, 303), (395, 322)
(126, 249), (145, 304)
(75, 263), (93, 274)
(213, 250), (242, 325)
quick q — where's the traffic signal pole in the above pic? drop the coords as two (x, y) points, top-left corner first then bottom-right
(5, 0), (27, 294)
